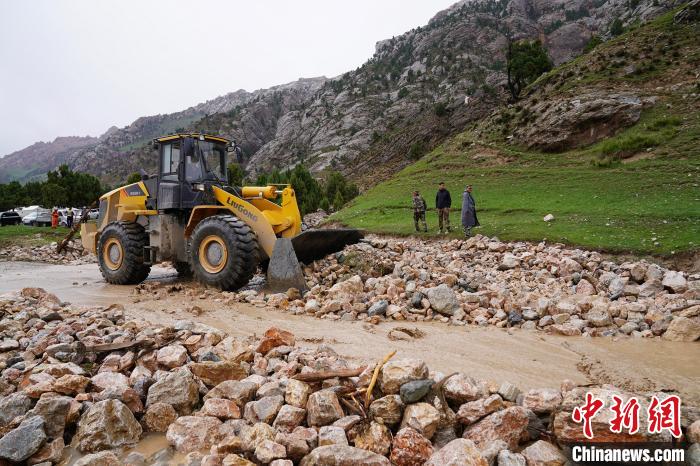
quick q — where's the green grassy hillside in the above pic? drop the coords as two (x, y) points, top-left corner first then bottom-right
(333, 9), (700, 255)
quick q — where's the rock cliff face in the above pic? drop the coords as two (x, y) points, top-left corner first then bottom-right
(0, 137), (98, 183)
(0, 0), (680, 185)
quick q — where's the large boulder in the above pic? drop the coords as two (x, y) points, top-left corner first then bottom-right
(426, 285), (460, 316)
(300, 445), (391, 465)
(146, 369), (200, 415)
(513, 93), (647, 151)
(0, 392), (33, 428)
(662, 317), (700, 342)
(662, 271), (687, 293)
(74, 399), (142, 453)
(0, 416), (47, 462)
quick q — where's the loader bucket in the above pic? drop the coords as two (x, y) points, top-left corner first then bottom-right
(290, 228), (364, 264)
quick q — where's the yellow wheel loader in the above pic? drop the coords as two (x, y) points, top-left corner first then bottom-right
(80, 133), (361, 291)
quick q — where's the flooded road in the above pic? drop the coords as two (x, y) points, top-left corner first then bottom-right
(1, 261), (699, 404)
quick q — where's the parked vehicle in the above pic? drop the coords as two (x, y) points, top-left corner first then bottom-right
(17, 205), (43, 218)
(0, 211), (22, 226)
(22, 210), (52, 227)
(87, 209), (99, 220)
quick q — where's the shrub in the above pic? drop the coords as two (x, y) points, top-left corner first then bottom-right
(434, 102), (448, 117)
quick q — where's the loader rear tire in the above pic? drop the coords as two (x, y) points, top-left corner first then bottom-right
(190, 215), (259, 291)
(97, 221), (151, 285)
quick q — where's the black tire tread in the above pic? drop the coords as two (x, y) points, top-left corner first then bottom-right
(97, 221), (151, 285)
(190, 215), (259, 291)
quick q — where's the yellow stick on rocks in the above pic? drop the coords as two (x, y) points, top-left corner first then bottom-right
(365, 349), (397, 408)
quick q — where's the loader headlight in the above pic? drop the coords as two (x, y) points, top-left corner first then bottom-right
(193, 183), (205, 191)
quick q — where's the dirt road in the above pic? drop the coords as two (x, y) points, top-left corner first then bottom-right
(1, 261), (698, 404)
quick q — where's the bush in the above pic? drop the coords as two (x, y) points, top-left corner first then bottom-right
(398, 87), (409, 99)
(584, 36), (602, 53)
(506, 39), (552, 101)
(610, 18), (624, 36)
(408, 141), (427, 160)
(126, 173), (141, 184)
(434, 102), (448, 117)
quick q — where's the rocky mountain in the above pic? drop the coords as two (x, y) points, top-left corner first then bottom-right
(0, 136), (99, 183)
(0, 0), (681, 186)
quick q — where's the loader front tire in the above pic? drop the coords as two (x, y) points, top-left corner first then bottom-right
(97, 221), (151, 285)
(190, 215), (259, 291)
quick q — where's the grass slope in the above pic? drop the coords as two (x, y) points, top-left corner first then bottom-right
(0, 226), (71, 249)
(333, 10), (700, 255)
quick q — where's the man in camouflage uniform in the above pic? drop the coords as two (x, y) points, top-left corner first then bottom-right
(412, 190), (428, 232)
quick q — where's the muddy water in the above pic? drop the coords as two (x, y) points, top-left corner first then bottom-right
(1, 261), (699, 406)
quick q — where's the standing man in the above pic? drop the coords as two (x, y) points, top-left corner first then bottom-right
(412, 190), (428, 232)
(66, 207), (74, 228)
(461, 184), (480, 237)
(435, 182), (452, 234)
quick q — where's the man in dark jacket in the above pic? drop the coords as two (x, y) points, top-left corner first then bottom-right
(461, 184), (480, 237)
(435, 182), (452, 234)
(412, 190), (427, 232)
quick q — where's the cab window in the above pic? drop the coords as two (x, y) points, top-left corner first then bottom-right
(185, 149), (203, 181)
(161, 143), (181, 181)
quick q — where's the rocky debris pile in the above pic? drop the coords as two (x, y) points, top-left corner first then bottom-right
(244, 235), (699, 341)
(301, 210), (329, 230)
(2, 287), (697, 465)
(0, 241), (95, 265)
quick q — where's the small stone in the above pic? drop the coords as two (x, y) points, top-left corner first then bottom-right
(157, 344), (188, 368)
(300, 445), (391, 465)
(307, 390), (344, 426)
(521, 440), (567, 466)
(245, 395), (285, 424)
(543, 214), (554, 222)
(143, 402), (178, 432)
(444, 373), (484, 404)
(390, 427), (433, 466)
(425, 438), (487, 466)
(53, 374), (91, 395)
(166, 416), (224, 453)
(255, 440), (286, 463)
(205, 380), (258, 406)
(426, 284), (460, 316)
(368, 300), (389, 317)
(201, 398), (242, 419)
(0, 392), (33, 428)
(27, 437), (64, 465)
(190, 360), (247, 386)
(354, 421), (392, 456)
(256, 327), (295, 355)
(498, 382), (521, 402)
(462, 406), (529, 450)
(400, 402), (441, 439)
(285, 379), (312, 408)
(318, 426), (348, 446)
(74, 451), (121, 466)
(523, 388), (562, 414)
(379, 358), (429, 394)
(369, 394), (404, 426)
(687, 420), (700, 443)
(273, 404), (306, 432)
(497, 450), (526, 466)
(457, 394), (504, 425)
(146, 370), (200, 415)
(662, 271), (687, 293)
(400, 379), (434, 403)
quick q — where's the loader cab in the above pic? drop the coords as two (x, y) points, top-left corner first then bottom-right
(151, 134), (230, 211)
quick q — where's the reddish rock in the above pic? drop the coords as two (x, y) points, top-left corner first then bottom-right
(444, 374), (486, 404)
(462, 406), (529, 450)
(143, 402), (178, 432)
(300, 445), (391, 465)
(256, 327), (295, 355)
(157, 345), (188, 368)
(53, 374), (90, 395)
(353, 421), (392, 456)
(166, 416), (224, 453)
(190, 360), (247, 387)
(273, 404), (306, 432)
(400, 402), (441, 439)
(201, 398), (242, 420)
(457, 394), (504, 425)
(390, 427), (433, 466)
(425, 438), (488, 466)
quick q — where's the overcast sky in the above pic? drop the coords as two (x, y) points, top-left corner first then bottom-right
(0, 0), (457, 156)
